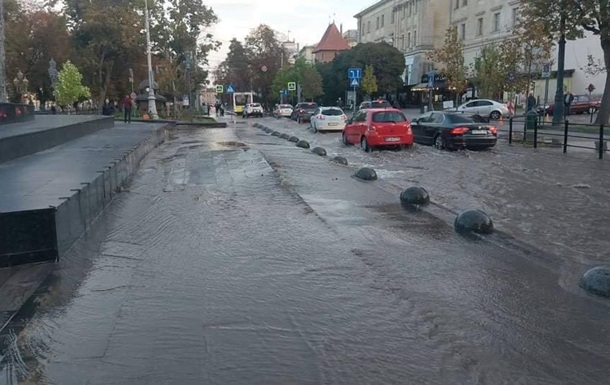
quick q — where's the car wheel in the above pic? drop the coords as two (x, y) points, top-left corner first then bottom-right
(589, 106), (597, 114)
(342, 132), (349, 145)
(490, 110), (501, 120)
(361, 136), (372, 152)
(434, 134), (445, 150)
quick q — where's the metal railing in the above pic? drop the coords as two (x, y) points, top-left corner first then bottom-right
(505, 117), (607, 159)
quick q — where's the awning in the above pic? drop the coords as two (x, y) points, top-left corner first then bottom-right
(411, 83), (429, 91)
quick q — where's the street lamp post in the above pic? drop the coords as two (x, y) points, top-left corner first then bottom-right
(144, 0), (159, 120)
(552, 10), (566, 126)
(12, 70), (28, 103)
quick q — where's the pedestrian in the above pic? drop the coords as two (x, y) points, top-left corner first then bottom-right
(122, 94), (133, 123)
(215, 101), (221, 116)
(527, 93), (536, 112)
(102, 99), (115, 116)
(564, 91), (574, 116)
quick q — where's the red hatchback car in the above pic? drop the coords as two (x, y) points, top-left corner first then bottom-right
(342, 108), (413, 152)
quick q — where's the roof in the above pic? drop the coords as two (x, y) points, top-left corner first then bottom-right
(313, 23), (350, 53)
(354, 0), (393, 18)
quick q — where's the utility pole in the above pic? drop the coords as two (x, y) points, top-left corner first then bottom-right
(144, 0), (159, 119)
(552, 6), (566, 126)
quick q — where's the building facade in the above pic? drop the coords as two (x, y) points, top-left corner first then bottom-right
(299, 45), (315, 64)
(354, 0), (396, 44)
(343, 29), (359, 48)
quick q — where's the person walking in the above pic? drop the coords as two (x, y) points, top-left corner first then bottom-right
(122, 95), (133, 123)
(564, 91), (574, 116)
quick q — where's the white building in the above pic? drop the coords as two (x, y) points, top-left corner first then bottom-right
(299, 45), (315, 64)
(354, 0), (396, 44)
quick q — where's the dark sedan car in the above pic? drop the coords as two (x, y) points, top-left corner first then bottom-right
(412, 112), (498, 150)
(290, 102), (319, 124)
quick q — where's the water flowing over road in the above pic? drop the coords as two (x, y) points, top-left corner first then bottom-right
(2, 120), (610, 385)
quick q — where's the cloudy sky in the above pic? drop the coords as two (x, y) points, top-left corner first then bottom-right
(204, 0), (373, 71)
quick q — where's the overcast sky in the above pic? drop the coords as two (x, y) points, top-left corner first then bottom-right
(204, 0), (373, 71)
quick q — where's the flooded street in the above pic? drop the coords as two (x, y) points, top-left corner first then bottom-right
(2, 121), (610, 384)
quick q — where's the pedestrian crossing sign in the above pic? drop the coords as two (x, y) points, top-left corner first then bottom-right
(350, 78), (360, 87)
(226, 84), (235, 94)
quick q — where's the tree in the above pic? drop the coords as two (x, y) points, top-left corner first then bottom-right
(53, 60), (90, 107)
(427, 27), (468, 103)
(517, 0), (610, 123)
(361, 64), (378, 97)
(300, 65), (323, 100)
(271, 57), (322, 102)
(513, 18), (553, 97)
(215, 39), (251, 92)
(245, 24), (284, 106)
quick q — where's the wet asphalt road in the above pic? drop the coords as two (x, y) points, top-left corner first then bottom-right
(2, 121), (610, 384)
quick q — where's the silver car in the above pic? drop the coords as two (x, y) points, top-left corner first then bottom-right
(454, 99), (509, 120)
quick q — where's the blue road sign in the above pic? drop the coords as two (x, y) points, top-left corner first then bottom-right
(226, 84), (235, 94)
(348, 68), (362, 79)
(350, 78), (360, 87)
(282, 89), (289, 96)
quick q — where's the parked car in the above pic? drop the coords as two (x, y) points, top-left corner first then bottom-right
(453, 99), (509, 120)
(358, 99), (392, 110)
(242, 102), (263, 118)
(273, 104), (293, 118)
(541, 94), (601, 115)
(310, 107), (348, 132)
(291, 102), (319, 123)
(412, 111), (498, 150)
(342, 108), (413, 152)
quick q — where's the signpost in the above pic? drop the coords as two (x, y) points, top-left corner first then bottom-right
(216, 85), (224, 94)
(287, 82), (296, 91)
(348, 68), (362, 113)
(226, 84), (235, 94)
(542, 63), (551, 121)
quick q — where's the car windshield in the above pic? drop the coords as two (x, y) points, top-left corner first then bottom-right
(372, 111), (406, 123)
(250, 103), (261, 107)
(280, 104), (292, 108)
(302, 103), (318, 110)
(321, 109), (343, 116)
(445, 114), (475, 124)
(371, 101), (391, 108)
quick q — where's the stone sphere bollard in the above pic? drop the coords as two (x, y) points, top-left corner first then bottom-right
(332, 156), (348, 165)
(271, 131), (281, 137)
(280, 133), (290, 139)
(312, 147), (327, 156)
(288, 136), (300, 143)
(580, 266), (610, 298)
(296, 140), (310, 149)
(355, 167), (377, 181)
(400, 186), (430, 207)
(454, 209), (494, 234)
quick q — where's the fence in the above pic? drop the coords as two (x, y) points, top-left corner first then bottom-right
(504, 117), (607, 160)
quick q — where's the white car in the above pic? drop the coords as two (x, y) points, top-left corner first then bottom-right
(243, 103), (263, 118)
(310, 107), (347, 132)
(274, 104), (293, 118)
(454, 99), (509, 120)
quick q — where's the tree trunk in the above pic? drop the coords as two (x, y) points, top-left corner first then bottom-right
(0, 0), (7, 103)
(594, 39), (610, 125)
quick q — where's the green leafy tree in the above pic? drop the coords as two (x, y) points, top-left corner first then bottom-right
(215, 39), (251, 92)
(361, 65), (378, 97)
(271, 57), (322, 102)
(245, 24), (284, 106)
(300, 65), (323, 100)
(517, 0), (610, 123)
(427, 27), (468, 103)
(53, 60), (90, 107)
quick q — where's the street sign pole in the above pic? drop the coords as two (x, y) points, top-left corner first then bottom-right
(542, 63), (550, 120)
(353, 85), (356, 114)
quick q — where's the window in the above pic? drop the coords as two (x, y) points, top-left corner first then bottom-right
(512, 8), (519, 26)
(381, 14), (384, 27)
(413, 30), (417, 46)
(402, 7), (406, 19)
(460, 23), (466, 40)
(373, 111), (407, 123)
(477, 18), (483, 36)
(454, 0), (459, 9)
(462, 0), (467, 6)
(407, 32), (411, 48)
(367, 21), (370, 33)
(401, 34), (405, 50)
(414, 0), (418, 14)
(391, 10), (395, 24)
(493, 12), (500, 32)
(376, 17), (379, 29)
(409, 1), (412, 16)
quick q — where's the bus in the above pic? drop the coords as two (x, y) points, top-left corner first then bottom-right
(232, 92), (254, 114)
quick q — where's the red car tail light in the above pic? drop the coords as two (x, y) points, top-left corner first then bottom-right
(368, 125), (377, 131)
(317, 114), (325, 120)
(489, 126), (498, 135)
(451, 127), (469, 135)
